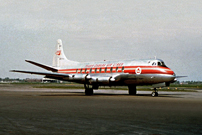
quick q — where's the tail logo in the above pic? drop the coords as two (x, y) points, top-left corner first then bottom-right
(55, 50), (61, 56)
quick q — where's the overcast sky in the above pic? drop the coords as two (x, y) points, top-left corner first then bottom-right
(1, 0), (202, 81)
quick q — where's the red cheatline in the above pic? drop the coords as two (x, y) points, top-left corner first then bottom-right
(55, 50), (61, 55)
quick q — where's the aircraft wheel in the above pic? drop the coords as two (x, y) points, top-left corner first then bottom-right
(155, 92), (158, 96)
(85, 88), (93, 95)
(151, 92), (155, 97)
(129, 89), (136, 95)
(128, 85), (137, 95)
(151, 92), (158, 97)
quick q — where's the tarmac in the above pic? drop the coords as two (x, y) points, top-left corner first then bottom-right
(0, 84), (202, 135)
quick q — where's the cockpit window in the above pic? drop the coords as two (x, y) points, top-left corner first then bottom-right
(152, 62), (156, 66)
(157, 61), (167, 67)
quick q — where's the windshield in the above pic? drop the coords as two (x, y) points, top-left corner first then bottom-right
(157, 61), (167, 67)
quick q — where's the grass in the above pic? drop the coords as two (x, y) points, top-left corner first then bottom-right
(32, 83), (198, 92)
(1, 82), (200, 92)
(171, 84), (202, 88)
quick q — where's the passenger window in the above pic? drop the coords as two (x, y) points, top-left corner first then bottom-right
(122, 67), (124, 72)
(116, 67), (118, 72)
(99, 68), (102, 73)
(80, 69), (82, 73)
(105, 67), (107, 72)
(90, 68), (92, 73)
(95, 68), (97, 73)
(76, 69), (78, 73)
(110, 67), (113, 73)
(85, 68), (87, 73)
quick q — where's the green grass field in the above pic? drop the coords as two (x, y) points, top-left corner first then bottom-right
(2, 82), (200, 92)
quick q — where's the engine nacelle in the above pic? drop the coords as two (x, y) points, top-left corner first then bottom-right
(68, 74), (87, 81)
(89, 76), (115, 85)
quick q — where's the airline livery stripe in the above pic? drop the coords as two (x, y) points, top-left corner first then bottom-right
(58, 66), (174, 75)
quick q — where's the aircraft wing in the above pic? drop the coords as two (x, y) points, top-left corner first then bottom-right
(10, 70), (69, 80)
(10, 70), (144, 84)
(175, 76), (187, 78)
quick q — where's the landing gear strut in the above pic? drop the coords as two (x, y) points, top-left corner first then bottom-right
(84, 84), (93, 95)
(151, 88), (158, 97)
(128, 85), (137, 95)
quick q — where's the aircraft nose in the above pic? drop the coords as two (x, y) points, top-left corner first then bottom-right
(166, 68), (175, 75)
(170, 72), (177, 82)
(165, 68), (176, 82)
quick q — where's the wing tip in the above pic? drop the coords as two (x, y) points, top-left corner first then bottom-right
(176, 76), (188, 78)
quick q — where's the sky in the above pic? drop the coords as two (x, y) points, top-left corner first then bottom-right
(0, 0), (202, 81)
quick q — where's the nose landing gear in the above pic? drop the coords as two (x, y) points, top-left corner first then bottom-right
(151, 88), (158, 97)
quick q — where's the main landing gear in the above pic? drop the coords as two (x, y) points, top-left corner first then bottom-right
(128, 85), (137, 95)
(84, 84), (93, 95)
(151, 88), (158, 97)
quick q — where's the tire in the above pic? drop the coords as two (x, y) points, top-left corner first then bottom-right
(85, 88), (93, 95)
(155, 92), (158, 96)
(152, 92), (156, 97)
(151, 92), (158, 97)
(128, 85), (137, 95)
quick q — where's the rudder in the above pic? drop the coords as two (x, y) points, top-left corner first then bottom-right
(52, 39), (78, 68)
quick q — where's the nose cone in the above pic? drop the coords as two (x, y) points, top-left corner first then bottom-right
(169, 71), (177, 83)
(166, 68), (175, 75)
(165, 68), (176, 82)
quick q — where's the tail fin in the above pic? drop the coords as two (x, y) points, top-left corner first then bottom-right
(52, 39), (79, 68)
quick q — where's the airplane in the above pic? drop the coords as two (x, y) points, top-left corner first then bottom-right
(11, 39), (181, 96)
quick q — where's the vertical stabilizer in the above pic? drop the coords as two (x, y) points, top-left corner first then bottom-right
(52, 39), (79, 68)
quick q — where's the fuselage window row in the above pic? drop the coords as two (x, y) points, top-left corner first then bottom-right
(76, 67), (125, 74)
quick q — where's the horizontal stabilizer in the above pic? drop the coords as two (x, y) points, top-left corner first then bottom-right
(25, 60), (58, 72)
(10, 70), (69, 80)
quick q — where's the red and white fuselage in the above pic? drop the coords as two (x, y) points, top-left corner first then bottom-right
(11, 39), (177, 96)
(56, 59), (175, 86)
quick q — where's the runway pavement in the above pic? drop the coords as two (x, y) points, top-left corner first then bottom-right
(0, 84), (202, 135)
